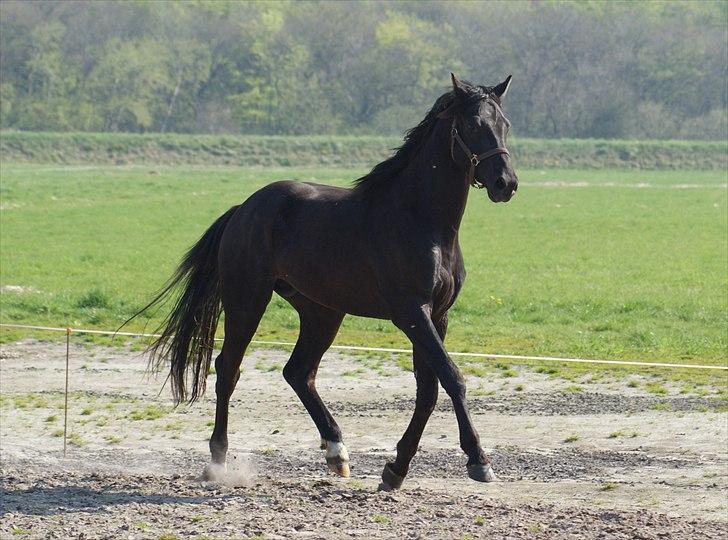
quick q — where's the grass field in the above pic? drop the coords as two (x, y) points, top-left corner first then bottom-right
(1, 163), (726, 383)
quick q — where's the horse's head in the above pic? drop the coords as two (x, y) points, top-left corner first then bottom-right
(445, 74), (518, 203)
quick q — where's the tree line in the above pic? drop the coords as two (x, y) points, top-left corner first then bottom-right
(1, 0), (725, 140)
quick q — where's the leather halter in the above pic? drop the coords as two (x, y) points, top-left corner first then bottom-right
(450, 117), (510, 189)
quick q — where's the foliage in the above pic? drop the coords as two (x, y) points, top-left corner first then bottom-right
(1, 131), (725, 170)
(0, 0), (725, 139)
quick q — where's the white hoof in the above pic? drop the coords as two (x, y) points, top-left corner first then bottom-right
(321, 439), (350, 477)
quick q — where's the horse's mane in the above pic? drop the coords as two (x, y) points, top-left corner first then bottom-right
(353, 83), (494, 195)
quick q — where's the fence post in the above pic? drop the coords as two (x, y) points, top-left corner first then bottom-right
(63, 327), (71, 457)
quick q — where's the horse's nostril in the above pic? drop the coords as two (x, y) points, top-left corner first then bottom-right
(495, 177), (506, 190)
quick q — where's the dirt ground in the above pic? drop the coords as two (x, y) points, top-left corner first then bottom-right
(1, 339), (726, 539)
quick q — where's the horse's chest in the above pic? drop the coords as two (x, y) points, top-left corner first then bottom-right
(431, 249), (464, 314)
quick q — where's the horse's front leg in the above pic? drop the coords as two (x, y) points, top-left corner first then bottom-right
(380, 318), (443, 490)
(386, 302), (495, 487)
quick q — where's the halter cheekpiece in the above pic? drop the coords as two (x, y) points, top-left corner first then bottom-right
(446, 93), (510, 189)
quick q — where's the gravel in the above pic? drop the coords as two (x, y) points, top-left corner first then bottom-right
(331, 392), (726, 416)
(2, 462), (726, 540)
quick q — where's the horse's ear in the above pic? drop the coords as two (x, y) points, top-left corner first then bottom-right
(492, 75), (512, 100)
(451, 72), (469, 100)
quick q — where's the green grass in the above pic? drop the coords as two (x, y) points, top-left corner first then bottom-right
(395, 355), (413, 372)
(1, 163), (727, 386)
(645, 382), (669, 395)
(127, 405), (170, 421)
(254, 361), (282, 373)
(67, 432), (85, 446)
(650, 402), (673, 411)
(461, 363), (492, 377)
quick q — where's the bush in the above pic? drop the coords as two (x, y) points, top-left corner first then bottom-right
(1, 131), (725, 170)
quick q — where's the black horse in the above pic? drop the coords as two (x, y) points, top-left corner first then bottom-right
(141, 74), (518, 489)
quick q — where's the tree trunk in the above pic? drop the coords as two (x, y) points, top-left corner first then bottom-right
(161, 82), (181, 133)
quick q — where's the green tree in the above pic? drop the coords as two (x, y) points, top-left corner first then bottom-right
(12, 21), (77, 130)
(0, 0), (724, 139)
(84, 38), (171, 131)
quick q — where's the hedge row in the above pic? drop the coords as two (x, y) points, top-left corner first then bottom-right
(1, 131), (725, 170)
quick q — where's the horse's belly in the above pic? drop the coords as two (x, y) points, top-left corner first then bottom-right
(281, 273), (391, 319)
(276, 253), (391, 319)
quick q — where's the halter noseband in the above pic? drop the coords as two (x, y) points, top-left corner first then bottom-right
(450, 117), (510, 189)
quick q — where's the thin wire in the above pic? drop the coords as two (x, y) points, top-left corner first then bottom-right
(1, 322), (725, 371)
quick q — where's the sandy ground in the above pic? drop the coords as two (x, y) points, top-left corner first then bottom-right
(1, 339), (726, 539)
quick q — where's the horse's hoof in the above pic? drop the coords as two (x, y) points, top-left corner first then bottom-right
(379, 462), (405, 490)
(322, 440), (350, 477)
(201, 462), (227, 481)
(326, 456), (350, 478)
(467, 463), (497, 483)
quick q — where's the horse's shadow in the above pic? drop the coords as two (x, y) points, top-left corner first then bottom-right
(1, 481), (235, 516)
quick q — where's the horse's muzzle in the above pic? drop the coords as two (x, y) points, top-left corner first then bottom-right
(488, 177), (518, 202)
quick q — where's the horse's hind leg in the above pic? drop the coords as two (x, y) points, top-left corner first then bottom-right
(204, 287), (272, 480)
(281, 294), (347, 476)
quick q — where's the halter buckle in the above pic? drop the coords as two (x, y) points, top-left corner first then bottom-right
(470, 155), (480, 167)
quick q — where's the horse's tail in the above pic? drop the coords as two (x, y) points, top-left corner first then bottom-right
(132, 205), (238, 404)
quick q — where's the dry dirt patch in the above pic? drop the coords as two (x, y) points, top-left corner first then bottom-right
(1, 339), (726, 539)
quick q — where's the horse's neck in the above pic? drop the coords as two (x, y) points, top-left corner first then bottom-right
(400, 124), (470, 239)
